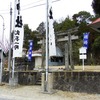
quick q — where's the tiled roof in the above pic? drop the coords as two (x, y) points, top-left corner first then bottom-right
(89, 18), (100, 32)
(33, 49), (42, 54)
(91, 18), (100, 24)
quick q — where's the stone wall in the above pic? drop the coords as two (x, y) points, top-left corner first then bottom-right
(53, 72), (100, 94)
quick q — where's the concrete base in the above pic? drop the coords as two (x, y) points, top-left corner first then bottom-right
(9, 72), (18, 87)
(41, 90), (56, 94)
(9, 77), (18, 87)
(41, 73), (55, 94)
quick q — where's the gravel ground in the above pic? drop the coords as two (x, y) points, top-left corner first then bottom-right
(0, 85), (100, 100)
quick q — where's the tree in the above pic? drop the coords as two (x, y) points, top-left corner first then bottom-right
(92, 0), (100, 16)
(72, 11), (98, 65)
(33, 11), (100, 65)
(54, 16), (76, 33)
(73, 11), (92, 25)
(36, 22), (46, 68)
(54, 21), (61, 32)
(23, 24), (32, 49)
(61, 17), (76, 31)
(92, 35), (100, 64)
(36, 22), (46, 34)
(24, 24), (40, 50)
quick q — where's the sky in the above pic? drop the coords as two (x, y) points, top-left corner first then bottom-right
(0, 0), (94, 41)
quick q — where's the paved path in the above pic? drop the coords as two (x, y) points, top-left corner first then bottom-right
(0, 85), (100, 100)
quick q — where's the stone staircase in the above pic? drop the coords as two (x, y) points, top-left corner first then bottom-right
(35, 72), (41, 85)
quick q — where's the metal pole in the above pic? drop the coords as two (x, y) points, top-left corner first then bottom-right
(0, 15), (4, 84)
(11, 0), (16, 80)
(46, 0), (49, 82)
(12, 58), (15, 79)
(82, 59), (84, 71)
(8, 3), (12, 72)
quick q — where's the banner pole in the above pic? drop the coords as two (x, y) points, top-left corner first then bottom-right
(46, 0), (49, 82)
(8, 3), (12, 72)
(12, 0), (16, 78)
(0, 15), (4, 84)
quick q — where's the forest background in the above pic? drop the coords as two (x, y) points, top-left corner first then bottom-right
(19, 0), (100, 65)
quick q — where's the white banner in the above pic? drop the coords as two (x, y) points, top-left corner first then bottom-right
(48, 0), (56, 57)
(13, 27), (24, 57)
(13, 0), (24, 58)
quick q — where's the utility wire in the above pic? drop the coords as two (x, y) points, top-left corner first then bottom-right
(22, 3), (45, 11)
(0, 9), (9, 14)
(0, 0), (61, 14)
(0, 9), (8, 12)
(22, 0), (44, 7)
(22, 0), (60, 11)
(0, 11), (11, 15)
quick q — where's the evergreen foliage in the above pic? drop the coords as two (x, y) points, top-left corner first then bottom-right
(92, 0), (100, 16)
(23, 10), (100, 65)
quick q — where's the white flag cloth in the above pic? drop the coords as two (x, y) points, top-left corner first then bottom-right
(48, 0), (56, 57)
(13, 27), (24, 57)
(13, 0), (24, 58)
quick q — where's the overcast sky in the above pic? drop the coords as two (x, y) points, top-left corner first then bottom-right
(0, 0), (94, 40)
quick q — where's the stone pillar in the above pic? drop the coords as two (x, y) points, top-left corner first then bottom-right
(68, 33), (74, 69)
(65, 43), (69, 70)
(47, 73), (54, 93)
(41, 73), (54, 94)
(9, 72), (18, 87)
(41, 73), (46, 92)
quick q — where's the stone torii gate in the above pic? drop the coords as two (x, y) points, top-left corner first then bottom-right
(37, 27), (79, 70)
(56, 27), (79, 70)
